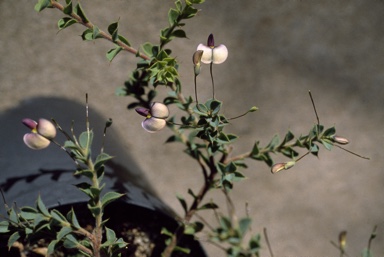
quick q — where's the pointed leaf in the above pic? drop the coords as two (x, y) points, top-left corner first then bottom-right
(37, 195), (50, 217)
(101, 192), (125, 208)
(106, 47), (123, 62)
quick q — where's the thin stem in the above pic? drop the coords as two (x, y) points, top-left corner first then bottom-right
(194, 74), (201, 111)
(50, 1), (150, 60)
(309, 90), (320, 125)
(210, 62), (215, 99)
(263, 227), (274, 257)
(334, 145), (370, 160)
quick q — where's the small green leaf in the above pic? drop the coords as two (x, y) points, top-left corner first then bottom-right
(37, 195), (50, 217)
(105, 227), (117, 242)
(68, 208), (81, 229)
(107, 22), (119, 42)
(63, 234), (79, 248)
(63, 0), (73, 14)
(0, 221), (9, 233)
(168, 8), (179, 26)
(79, 130), (93, 150)
(106, 46), (123, 62)
(95, 153), (114, 170)
(47, 240), (59, 255)
(141, 42), (154, 57)
(50, 209), (68, 224)
(74, 3), (89, 23)
(57, 226), (73, 241)
(118, 35), (131, 46)
(34, 0), (51, 12)
(101, 192), (125, 208)
(7, 232), (20, 249)
(198, 202), (218, 210)
(58, 17), (77, 30)
(238, 218), (252, 237)
(176, 194), (188, 214)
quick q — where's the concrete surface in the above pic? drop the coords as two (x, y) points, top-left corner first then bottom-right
(1, 0), (383, 256)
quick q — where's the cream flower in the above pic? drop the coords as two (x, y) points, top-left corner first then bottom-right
(197, 34), (228, 64)
(135, 102), (169, 133)
(22, 118), (56, 150)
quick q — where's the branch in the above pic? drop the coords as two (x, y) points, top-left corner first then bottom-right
(50, 1), (150, 60)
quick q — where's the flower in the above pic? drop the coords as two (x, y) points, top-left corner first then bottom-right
(332, 135), (349, 145)
(271, 161), (295, 174)
(197, 34), (228, 64)
(135, 102), (169, 133)
(22, 118), (57, 150)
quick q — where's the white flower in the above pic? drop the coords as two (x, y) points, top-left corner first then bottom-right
(135, 102), (169, 133)
(22, 118), (56, 150)
(197, 34), (228, 64)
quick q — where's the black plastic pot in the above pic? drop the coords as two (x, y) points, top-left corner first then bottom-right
(0, 97), (206, 257)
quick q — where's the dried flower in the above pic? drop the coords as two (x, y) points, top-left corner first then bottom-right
(135, 102), (169, 133)
(197, 34), (228, 64)
(22, 118), (56, 150)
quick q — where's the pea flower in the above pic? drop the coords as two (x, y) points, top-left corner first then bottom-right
(22, 118), (57, 150)
(197, 34), (228, 64)
(135, 102), (169, 133)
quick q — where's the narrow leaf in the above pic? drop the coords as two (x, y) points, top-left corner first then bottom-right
(106, 47), (123, 62)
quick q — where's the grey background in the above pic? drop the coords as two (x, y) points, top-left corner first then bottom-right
(1, 0), (383, 256)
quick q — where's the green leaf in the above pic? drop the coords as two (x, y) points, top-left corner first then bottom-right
(118, 35), (131, 46)
(79, 130), (93, 150)
(47, 240), (59, 255)
(107, 22), (119, 42)
(20, 206), (38, 220)
(74, 3), (89, 23)
(81, 28), (94, 41)
(105, 227), (117, 242)
(101, 192), (125, 208)
(168, 8), (179, 26)
(34, 0), (51, 12)
(68, 208), (81, 229)
(63, 0), (73, 15)
(106, 46), (123, 62)
(95, 153), (114, 170)
(63, 234), (79, 248)
(50, 209), (68, 224)
(238, 218), (252, 237)
(320, 138), (334, 151)
(37, 195), (50, 217)
(141, 42), (154, 57)
(7, 231), (20, 249)
(198, 202), (218, 210)
(176, 194), (188, 214)
(57, 226), (73, 241)
(0, 221), (9, 233)
(74, 169), (94, 179)
(58, 17), (77, 30)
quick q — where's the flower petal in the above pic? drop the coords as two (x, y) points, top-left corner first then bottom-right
(142, 118), (166, 133)
(212, 44), (228, 64)
(37, 118), (56, 139)
(23, 133), (50, 150)
(150, 102), (169, 119)
(22, 118), (37, 130)
(197, 44), (213, 64)
(135, 107), (150, 117)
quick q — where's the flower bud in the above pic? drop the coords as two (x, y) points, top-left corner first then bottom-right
(135, 107), (150, 117)
(271, 161), (295, 174)
(332, 135), (349, 145)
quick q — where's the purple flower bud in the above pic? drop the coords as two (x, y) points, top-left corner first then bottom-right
(135, 107), (150, 117)
(207, 33), (215, 47)
(22, 118), (37, 130)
